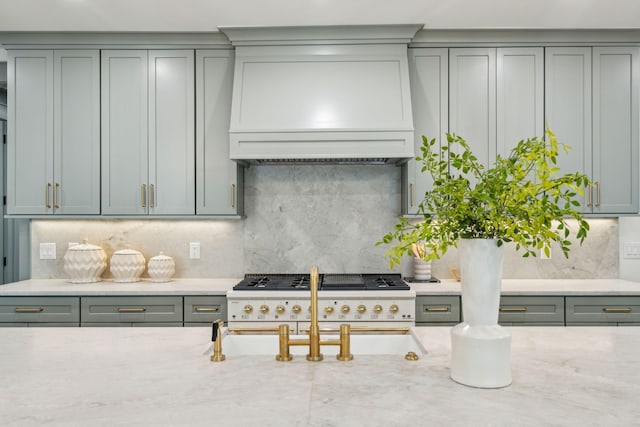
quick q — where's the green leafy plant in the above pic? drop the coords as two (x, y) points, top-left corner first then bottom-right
(378, 128), (591, 268)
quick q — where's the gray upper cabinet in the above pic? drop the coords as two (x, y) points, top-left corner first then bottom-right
(101, 50), (195, 216)
(196, 49), (243, 216)
(7, 49), (100, 215)
(405, 48), (448, 215)
(546, 46), (638, 214)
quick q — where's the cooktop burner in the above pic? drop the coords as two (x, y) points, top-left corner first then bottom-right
(233, 273), (410, 291)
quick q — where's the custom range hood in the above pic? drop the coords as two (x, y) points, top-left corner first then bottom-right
(220, 25), (422, 165)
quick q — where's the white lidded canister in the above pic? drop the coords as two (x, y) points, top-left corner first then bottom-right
(110, 249), (146, 283)
(147, 252), (175, 282)
(63, 239), (107, 283)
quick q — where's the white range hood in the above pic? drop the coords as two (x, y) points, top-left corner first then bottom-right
(220, 25), (421, 165)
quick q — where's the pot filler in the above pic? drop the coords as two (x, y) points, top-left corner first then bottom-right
(226, 273), (416, 334)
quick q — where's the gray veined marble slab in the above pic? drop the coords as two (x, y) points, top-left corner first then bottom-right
(1, 326), (639, 426)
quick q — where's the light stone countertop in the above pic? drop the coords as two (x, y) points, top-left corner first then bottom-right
(0, 278), (241, 296)
(410, 278), (640, 295)
(1, 278), (639, 297)
(0, 326), (638, 426)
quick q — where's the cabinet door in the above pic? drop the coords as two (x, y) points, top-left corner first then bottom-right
(148, 50), (195, 215)
(405, 48), (448, 215)
(545, 47), (592, 211)
(196, 49), (242, 215)
(496, 48), (544, 157)
(592, 47), (639, 214)
(101, 50), (149, 215)
(7, 50), (53, 214)
(449, 48), (496, 170)
(53, 50), (100, 214)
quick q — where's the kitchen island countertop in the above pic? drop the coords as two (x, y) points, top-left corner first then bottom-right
(0, 325), (638, 426)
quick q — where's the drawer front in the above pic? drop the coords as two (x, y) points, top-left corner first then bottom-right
(81, 296), (183, 323)
(0, 297), (80, 323)
(415, 296), (461, 324)
(184, 296), (226, 323)
(499, 296), (565, 324)
(566, 296), (640, 324)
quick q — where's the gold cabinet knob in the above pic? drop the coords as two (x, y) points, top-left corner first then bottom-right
(357, 304), (367, 314)
(259, 304), (269, 314)
(243, 304), (253, 314)
(276, 305), (285, 315)
(389, 304), (399, 314)
(341, 305), (351, 314)
(373, 304), (383, 314)
(324, 306), (335, 314)
(292, 304), (302, 314)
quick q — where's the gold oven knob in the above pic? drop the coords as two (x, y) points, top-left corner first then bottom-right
(292, 304), (302, 314)
(357, 304), (367, 314)
(276, 305), (285, 315)
(373, 304), (383, 314)
(259, 305), (269, 314)
(243, 304), (253, 314)
(324, 306), (335, 314)
(389, 304), (399, 314)
(341, 305), (351, 314)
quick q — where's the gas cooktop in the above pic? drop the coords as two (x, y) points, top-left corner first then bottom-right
(233, 273), (410, 291)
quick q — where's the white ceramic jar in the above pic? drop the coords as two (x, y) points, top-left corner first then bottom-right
(110, 249), (146, 283)
(63, 239), (107, 283)
(147, 252), (175, 282)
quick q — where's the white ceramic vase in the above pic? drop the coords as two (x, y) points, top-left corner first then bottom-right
(110, 249), (146, 283)
(450, 238), (512, 388)
(63, 239), (107, 283)
(147, 252), (175, 282)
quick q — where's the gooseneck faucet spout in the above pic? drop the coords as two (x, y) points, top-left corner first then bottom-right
(307, 265), (323, 361)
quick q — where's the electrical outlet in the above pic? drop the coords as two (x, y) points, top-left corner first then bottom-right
(189, 242), (201, 259)
(623, 242), (640, 259)
(39, 243), (57, 260)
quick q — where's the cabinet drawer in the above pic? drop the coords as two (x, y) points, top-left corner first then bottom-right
(0, 297), (80, 323)
(415, 296), (461, 324)
(184, 296), (226, 323)
(499, 296), (564, 324)
(80, 296), (183, 323)
(566, 296), (640, 324)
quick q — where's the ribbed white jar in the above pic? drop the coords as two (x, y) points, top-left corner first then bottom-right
(63, 239), (107, 283)
(147, 252), (175, 282)
(110, 249), (146, 283)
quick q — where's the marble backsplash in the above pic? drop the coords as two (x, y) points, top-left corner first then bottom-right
(30, 165), (619, 280)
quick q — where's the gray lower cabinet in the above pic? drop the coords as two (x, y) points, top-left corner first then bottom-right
(80, 296), (183, 326)
(0, 297), (80, 326)
(566, 296), (640, 325)
(184, 296), (226, 326)
(415, 295), (461, 325)
(499, 296), (565, 326)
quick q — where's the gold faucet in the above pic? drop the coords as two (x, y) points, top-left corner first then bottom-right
(210, 319), (226, 362)
(276, 265), (353, 362)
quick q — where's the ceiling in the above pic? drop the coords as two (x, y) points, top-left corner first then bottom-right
(1, 0), (640, 31)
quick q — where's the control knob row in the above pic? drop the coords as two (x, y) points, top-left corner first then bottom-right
(243, 303), (400, 315)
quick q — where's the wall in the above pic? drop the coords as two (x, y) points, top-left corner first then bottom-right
(30, 165), (619, 280)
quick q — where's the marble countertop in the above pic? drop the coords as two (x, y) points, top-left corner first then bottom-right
(0, 278), (240, 296)
(0, 325), (638, 426)
(1, 277), (639, 297)
(410, 278), (640, 295)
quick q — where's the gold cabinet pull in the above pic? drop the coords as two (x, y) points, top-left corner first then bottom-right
(117, 307), (147, 313)
(231, 184), (236, 208)
(141, 184), (146, 208)
(602, 307), (631, 313)
(587, 183), (593, 207)
(195, 306), (219, 313)
(499, 307), (528, 312)
(15, 307), (44, 313)
(46, 182), (52, 208)
(595, 181), (600, 208)
(424, 306), (450, 312)
(150, 184), (155, 208)
(409, 183), (414, 207)
(54, 182), (60, 209)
